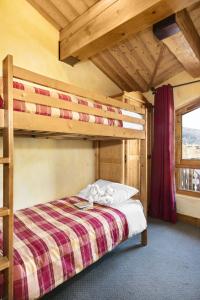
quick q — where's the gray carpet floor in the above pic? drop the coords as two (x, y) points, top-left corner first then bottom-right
(42, 219), (200, 300)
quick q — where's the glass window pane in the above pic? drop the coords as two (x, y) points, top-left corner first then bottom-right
(179, 168), (200, 192)
(182, 108), (200, 159)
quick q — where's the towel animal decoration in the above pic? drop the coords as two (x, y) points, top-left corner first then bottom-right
(87, 184), (114, 206)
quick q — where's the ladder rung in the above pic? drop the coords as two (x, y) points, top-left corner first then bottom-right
(0, 256), (9, 272)
(0, 157), (10, 164)
(0, 207), (10, 217)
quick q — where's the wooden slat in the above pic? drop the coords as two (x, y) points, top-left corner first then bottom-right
(13, 65), (145, 114)
(123, 91), (148, 105)
(3, 55), (14, 300)
(176, 162), (200, 169)
(175, 113), (182, 165)
(59, 0), (198, 62)
(176, 189), (200, 198)
(94, 141), (100, 180)
(0, 256), (9, 272)
(0, 207), (10, 217)
(0, 108), (145, 138)
(0, 110), (145, 140)
(180, 159), (200, 167)
(12, 89), (145, 125)
(140, 107), (148, 246)
(60, 0), (117, 40)
(0, 157), (10, 164)
(125, 94), (147, 198)
(140, 107), (148, 216)
(176, 164), (200, 169)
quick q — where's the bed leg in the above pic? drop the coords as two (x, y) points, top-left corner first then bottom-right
(141, 229), (147, 246)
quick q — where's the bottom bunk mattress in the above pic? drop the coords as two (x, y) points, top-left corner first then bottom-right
(0, 196), (130, 300)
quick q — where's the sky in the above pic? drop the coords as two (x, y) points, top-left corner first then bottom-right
(182, 108), (200, 130)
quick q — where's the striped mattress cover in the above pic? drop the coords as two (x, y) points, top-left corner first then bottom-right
(0, 79), (123, 127)
(0, 196), (128, 299)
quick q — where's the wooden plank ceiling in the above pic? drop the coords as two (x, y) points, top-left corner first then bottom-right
(27, 0), (200, 93)
(27, 0), (99, 30)
(91, 28), (184, 92)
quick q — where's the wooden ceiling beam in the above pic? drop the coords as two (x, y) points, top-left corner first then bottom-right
(60, 0), (117, 41)
(154, 9), (200, 77)
(59, 0), (199, 65)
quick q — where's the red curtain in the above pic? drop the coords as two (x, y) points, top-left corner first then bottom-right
(149, 85), (177, 223)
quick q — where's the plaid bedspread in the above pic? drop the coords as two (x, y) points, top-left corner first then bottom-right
(0, 197), (128, 299)
(0, 80), (123, 127)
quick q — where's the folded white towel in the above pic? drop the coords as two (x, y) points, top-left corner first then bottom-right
(87, 184), (114, 206)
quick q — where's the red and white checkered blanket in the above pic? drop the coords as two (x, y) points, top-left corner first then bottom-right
(0, 197), (128, 299)
(0, 80), (123, 127)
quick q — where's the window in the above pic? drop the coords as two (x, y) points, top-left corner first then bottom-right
(182, 108), (200, 160)
(175, 99), (200, 197)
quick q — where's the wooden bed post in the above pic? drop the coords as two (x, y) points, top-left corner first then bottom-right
(1, 55), (14, 300)
(94, 141), (100, 180)
(140, 107), (148, 246)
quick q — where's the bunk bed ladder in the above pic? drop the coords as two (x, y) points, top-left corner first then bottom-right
(0, 55), (14, 300)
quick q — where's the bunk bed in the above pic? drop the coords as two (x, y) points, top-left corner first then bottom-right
(0, 55), (148, 300)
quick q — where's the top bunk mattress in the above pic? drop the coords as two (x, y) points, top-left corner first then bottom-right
(0, 79), (144, 130)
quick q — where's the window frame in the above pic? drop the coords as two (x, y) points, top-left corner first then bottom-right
(175, 98), (200, 198)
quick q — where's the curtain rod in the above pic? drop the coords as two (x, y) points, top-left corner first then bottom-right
(151, 78), (200, 94)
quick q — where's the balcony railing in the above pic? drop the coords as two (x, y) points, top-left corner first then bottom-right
(179, 168), (200, 192)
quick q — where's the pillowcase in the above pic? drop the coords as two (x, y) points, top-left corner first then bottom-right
(78, 179), (139, 205)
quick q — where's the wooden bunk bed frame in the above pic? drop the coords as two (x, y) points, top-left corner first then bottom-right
(0, 55), (148, 300)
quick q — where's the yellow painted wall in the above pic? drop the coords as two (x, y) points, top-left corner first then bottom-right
(145, 71), (200, 218)
(0, 0), (120, 210)
(0, 138), (95, 211)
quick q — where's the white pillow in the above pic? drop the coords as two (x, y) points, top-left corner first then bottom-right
(78, 179), (139, 205)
